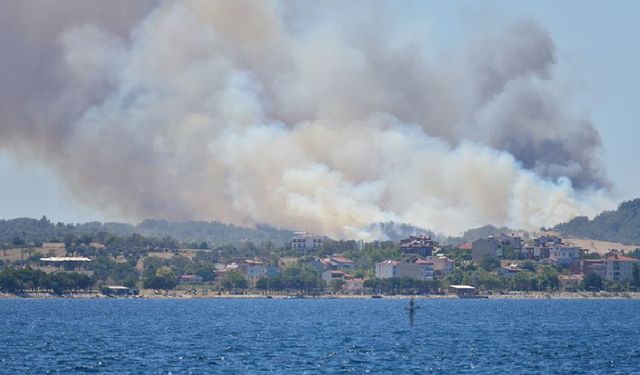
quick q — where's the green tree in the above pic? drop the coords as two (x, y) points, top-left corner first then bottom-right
(12, 236), (26, 247)
(479, 256), (500, 272)
(194, 265), (216, 282)
(143, 267), (177, 290)
(632, 264), (640, 288)
(329, 279), (346, 294)
(582, 272), (603, 291)
(220, 270), (248, 290)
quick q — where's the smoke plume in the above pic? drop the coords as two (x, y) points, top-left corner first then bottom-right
(0, 0), (613, 238)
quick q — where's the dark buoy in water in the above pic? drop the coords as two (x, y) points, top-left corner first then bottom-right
(406, 297), (420, 326)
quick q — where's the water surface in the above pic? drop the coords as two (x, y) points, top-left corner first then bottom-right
(1, 299), (639, 373)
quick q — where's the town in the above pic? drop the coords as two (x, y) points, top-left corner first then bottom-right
(1, 221), (639, 298)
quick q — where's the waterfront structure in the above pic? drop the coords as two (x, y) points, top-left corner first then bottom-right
(290, 232), (323, 252)
(448, 285), (479, 297)
(102, 286), (138, 296)
(375, 259), (433, 280)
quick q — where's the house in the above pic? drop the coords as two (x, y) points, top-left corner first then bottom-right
(375, 260), (399, 279)
(532, 246), (551, 261)
(432, 256), (455, 277)
(472, 237), (502, 262)
(238, 260), (279, 287)
(457, 242), (472, 251)
(320, 256), (355, 270)
(559, 275), (583, 291)
(400, 235), (437, 258)
(375, 259), (434, 280)
(495, 233), (523, 250)
(547, 245), (582, 267)
(290, 232), (323, 252)
(581, 259), (607, 279)
(321, 270), (351, 282)
(497, 264), (522, 278)
(178, 275), (204, 284)
(216, 262), (239, 277)
(534, 235), (562, 247)
(518, 246), (535, 260)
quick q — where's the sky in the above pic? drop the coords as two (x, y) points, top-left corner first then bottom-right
(0, 1), (638, 233)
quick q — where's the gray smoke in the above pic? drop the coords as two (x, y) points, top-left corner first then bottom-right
(0, 0), (612, 238)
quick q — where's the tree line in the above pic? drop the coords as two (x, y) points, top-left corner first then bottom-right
(0, 267), (94, 294)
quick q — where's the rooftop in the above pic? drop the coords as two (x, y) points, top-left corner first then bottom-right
(40, 257), (91, 262)
(449, 285), (476, 290)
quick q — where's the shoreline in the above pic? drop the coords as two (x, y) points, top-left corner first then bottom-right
(3, 291), (640, 300)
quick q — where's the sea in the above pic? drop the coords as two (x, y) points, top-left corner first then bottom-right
(1, 298), (639, 374)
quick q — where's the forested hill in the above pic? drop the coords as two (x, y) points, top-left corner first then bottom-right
(554, 198), (640, 245)
(0, 217), (294, 246)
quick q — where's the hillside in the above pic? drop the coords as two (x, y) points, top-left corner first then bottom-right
(555, 198), (640, 245)
(0, 217), (294, 246)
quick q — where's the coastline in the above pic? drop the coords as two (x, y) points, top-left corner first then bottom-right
(3, 291), (640, 300)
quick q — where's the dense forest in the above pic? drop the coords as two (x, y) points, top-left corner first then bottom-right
(0, 217), (294, 246)
(555, 199), (640, 245)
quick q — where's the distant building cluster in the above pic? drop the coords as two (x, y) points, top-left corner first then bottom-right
(464, 231), (640, 286)
(374, 235), (454, 282)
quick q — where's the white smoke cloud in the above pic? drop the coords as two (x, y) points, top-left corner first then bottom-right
(0, 0), (613, 238)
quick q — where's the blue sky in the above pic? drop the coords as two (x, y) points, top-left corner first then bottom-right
(1, 1), (638, 223)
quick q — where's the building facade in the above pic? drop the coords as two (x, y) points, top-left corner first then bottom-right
(400, 235), (437, 258)
(472, 237), (502, 262)
(290, 232), (323, 252)
(375, 260), (434, 280)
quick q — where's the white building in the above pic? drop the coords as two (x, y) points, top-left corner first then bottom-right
(290, 232), (323, 252)
(603, 251), (640, 283)
(321, 270), (350, 282)
(238, 260), (279, 287)
(549, 245), (582, 267)
(375, 260), (433, 281)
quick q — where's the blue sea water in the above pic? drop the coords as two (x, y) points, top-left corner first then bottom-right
(1, 299), (639, 374)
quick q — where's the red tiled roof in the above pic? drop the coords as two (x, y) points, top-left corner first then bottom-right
(605, 253), (640, 262)
(458, 242), (472, 250)
(330, 256), (354, 264)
